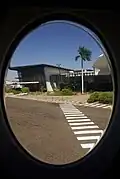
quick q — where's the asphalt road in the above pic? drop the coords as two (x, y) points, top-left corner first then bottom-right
(75, 105), (111, 130)
(5, 97), (86, 165)
(5, 97), (111, 165)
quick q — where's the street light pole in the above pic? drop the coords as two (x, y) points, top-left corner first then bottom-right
(81, 59), (84, 94)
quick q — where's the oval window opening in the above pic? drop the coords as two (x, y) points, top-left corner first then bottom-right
(4, 20), (114, 165)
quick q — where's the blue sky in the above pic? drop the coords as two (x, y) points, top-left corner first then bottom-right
(7, 21), (103, 80)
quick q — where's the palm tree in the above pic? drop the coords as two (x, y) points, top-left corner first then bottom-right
(75, 46), (92, 94)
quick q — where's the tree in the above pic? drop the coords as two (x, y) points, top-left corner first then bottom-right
(75, 46), (92, 94)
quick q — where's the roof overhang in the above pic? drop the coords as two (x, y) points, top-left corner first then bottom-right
(93, 54), (109, 69)
(9, 64), (72, 71)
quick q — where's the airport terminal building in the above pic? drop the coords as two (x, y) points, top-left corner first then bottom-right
(9, 64), (72, 92)
(9, 64), (96, 92)
(9, 54), (113, 92)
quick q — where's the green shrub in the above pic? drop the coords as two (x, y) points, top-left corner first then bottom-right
(87, 92), (113, 104)
(12, 89), (21, 94)
(98, 92), (113, 104)
(87, 92), (99, 103)
(61, 88), (73, 96)
(47, 88), (73, 96)
(54, 88), (60, 92)
(21, 87), (29, 93)
(47, 91), (60, 96)
(5, 87), (13, 93)
(5, 87), (22, 94)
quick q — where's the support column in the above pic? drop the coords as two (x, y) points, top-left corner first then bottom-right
(53, 82), (57, 88)
(44, 67), (53, 92)
(46, 81), (53, 92)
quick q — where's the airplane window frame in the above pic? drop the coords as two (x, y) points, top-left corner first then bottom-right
(0, 10), (119, 178)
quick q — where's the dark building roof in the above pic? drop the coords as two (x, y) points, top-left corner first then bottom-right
(9, 64), (72, 71)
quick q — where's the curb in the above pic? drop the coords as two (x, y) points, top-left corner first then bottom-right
(5, 95), (112, 109)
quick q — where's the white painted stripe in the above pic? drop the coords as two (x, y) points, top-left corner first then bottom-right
(77, 136), (100, 140)
(60, 105), (74, 107)
(81, 143), (95, 149)
(64, 112), (83, 114)
(64, 104), (74, 105)
(84, 103), (89, 105)
(64, 110), (82, 112)
(84, 104), (91, 106)
(61, 107), (75, 108)
(99, 104), (108, 107)
(61, 106), (76, 108)
(65, 114), (84, 117)
(66, 116), (87, 119)
(84, 103), (97, 107)
(60, 104), (73, 106)
(84, 103), (100, 107)
(67, 119), (91, 122)
(103, 105), (111, 109)
(82, 103), (111, 108)
(61, 107), (78, 108)
(74, 130), (103, 135)
(77, 104), (83, 106)
(62, 109), (80, 111)
(71, 125), (99, 130)
(61, 107), (75, 109)
(88, 103), (101, 107)
(62, 110), (78, 111)
(69, 122), (94, 126)
(96, 104), (107, 108)
(60, 105), (75, 107)
(62, 111), (80, 113)
(93, 105), (101, 108)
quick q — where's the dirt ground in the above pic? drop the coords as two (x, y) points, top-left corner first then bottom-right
(5, 97), (86, 165)
(5, 93), (90, 104)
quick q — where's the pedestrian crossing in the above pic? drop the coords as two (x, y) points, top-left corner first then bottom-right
(60, 103), (103, 151)
(83, 102), (112, 109)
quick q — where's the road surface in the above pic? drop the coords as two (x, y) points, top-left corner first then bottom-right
(5, 97), (112, 164)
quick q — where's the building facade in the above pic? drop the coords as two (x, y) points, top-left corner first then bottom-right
(93, 54), (111, 75)
(9, 64), (71, 92)
(9, 54), (113, 92)
(92, 54), (113, 91)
